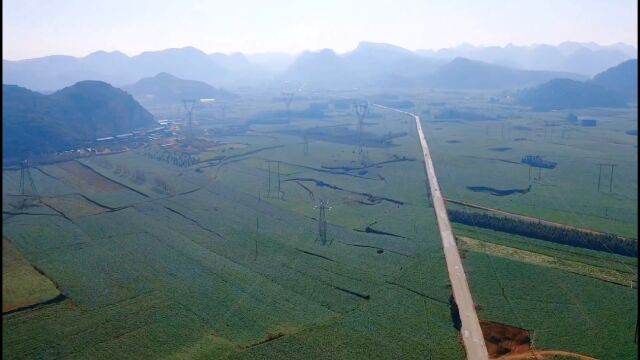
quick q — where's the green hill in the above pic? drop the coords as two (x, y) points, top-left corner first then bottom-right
(592, 59), (638, 101)
(515, 78), (627, 110)
(3, 81), (155, 160)
(122, 72), (234, 105)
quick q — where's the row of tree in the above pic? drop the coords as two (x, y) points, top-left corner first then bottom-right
(448, 209), (637, 258)
(144, 148), (199, 167)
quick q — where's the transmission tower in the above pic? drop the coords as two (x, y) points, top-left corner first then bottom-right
(217, 101), (227, 121)
(18, 160), (39, 209)
(182, 99), (197, 143)
(353, 101), (369, 162)
(303, 134), (309, 156)
(597, 163), (617, 192)
(282, 92), (294, 122)
(314, 199), (332, 245)
(265, 160), (284, 199)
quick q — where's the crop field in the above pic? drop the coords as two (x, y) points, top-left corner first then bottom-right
(2, 93), (465, 359)
(2, 237), (61, 313)
(2, 90), (637, 359)
(413, 91), (637, 239)
(404, 91), (637, 359)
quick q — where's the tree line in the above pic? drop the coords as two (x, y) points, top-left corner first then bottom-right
(448, 209), (637, 258)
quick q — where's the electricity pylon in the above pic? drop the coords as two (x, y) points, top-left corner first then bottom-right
(18, 160), (39, 209)
(282, 92), (294, 122)
(314, 199), (332, 245)
(182, 99), (197, 143)
(265, 160), (284, 199)
(597, 163), (617, 192)
(353, 101), (369, 163)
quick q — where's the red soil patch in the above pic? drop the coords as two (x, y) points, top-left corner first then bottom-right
(481, 320), (531, 359)
(481, 320), (598, 360)
(58, 161), (124, 192)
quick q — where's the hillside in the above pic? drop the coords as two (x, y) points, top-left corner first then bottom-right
(423, 58), (586, 89)
(122, 72), (234, 105)
(592, 59), (638, 101)
(515, 78), (627, 111)
(279, 49), (355, 88)
(3, 81), (155, 159)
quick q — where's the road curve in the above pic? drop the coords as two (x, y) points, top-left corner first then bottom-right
(375, 104), (489, 360)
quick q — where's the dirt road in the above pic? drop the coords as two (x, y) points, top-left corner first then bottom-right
(376, 105), (489, 360)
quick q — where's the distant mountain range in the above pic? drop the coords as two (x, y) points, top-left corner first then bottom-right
(122, 72), (235, 106)
(515, 60), (637, 110)
(3, 41), (636, 92)
(417, 41), (637, 76)
(420, 57), (586, 89)
(3, 81), (155, 160)
(2, 47), (273, 92)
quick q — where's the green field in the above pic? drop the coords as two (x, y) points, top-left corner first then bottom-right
(2, 237), (61, 313)
(2, 90), (637, 359)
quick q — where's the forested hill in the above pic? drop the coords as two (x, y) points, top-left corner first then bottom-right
(122, 72), (234, 105)
(3, 81), (155, 160)
(515, 78), (627, 111)
(591, 59), (638, 101)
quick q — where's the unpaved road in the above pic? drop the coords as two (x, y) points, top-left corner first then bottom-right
(498, 350), (598, 360)
(376, 105), (489, 360)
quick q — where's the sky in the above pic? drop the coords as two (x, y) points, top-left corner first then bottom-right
(3, 0), (637, 60)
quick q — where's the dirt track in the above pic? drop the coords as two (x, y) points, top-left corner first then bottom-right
(377, 104), (489, 360)
(498, 350), (598, 360)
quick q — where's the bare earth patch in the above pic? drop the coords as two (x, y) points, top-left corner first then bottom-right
(57, 161), (125, 192)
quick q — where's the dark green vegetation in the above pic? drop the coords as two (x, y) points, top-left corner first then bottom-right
(2, 81), (155, 160)
(592, 59), (638, 101)
(515, 78), (627, 110)
(465, 185), (531, 197)
(122, 72), (234, 106)
(449, 209), (637, 257)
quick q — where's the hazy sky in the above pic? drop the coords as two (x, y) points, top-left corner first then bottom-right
(3, 0), (637, 60)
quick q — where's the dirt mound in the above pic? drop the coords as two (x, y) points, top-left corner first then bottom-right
(480, 320), (531, 358)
